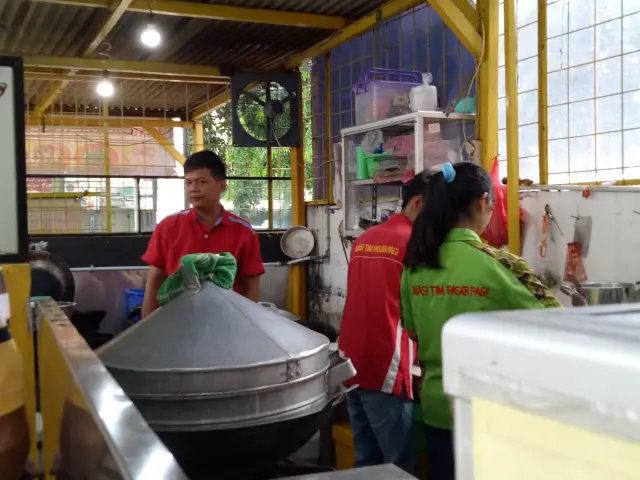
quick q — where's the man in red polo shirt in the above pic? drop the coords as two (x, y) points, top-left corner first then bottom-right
(338, 174), (427, 474)
(141, 150), (265, 317)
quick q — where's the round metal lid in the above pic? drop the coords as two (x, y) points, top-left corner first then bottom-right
(98, 281), (330, 395)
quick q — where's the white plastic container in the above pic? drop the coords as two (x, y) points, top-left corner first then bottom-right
(409, 73), (438, 112)
(443, 304), (640, 480)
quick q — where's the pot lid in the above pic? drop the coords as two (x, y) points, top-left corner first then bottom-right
(99, 280), (330, 395)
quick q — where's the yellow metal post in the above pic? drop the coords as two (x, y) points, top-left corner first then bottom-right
(538, 0), (549, 185)
(325, 53), (334, 204)
(288, 71), (307, 320)
(145, 127), (186, 165)
(2, 264), (37, 465)
(477, 0), (499, 171)
(103, 100), (112, 233)
(504, 0), (520, 253)
(194, 121), (204, 152)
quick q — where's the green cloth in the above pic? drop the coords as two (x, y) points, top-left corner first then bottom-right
(157, 253), (238, 307)
(400, 228), (561, 431)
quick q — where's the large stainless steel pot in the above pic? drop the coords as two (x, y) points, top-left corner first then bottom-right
(560, 282), (640, 306)
(98, 269), (356, 433)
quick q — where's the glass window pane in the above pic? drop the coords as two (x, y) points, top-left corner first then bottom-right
(518, 23), (538, 60)
(499, 66), (506, 98)
(596, 19), (622, 60)
(548, 35), (569, 71)
(569, 100), (596, 136)
(596, 57), (623, 97)
(519, 91), (539, 125)
(569, 135), (596, 171)
(518, 57), (538, 92)
(549, 138), (570, 173)
(548, 70), (569, 106)
(498, 97), (507, 129)
(549, 172), (571, 183)
(517, 0), (538, 27)
(596, 132), (623, 169)
(499, 129), (507, 160)
(569, 63), (595, 102)
(569, 0), (595, 31)
(569, 28), (595, 67)
(570, 170), (596, 183)
(222, 179), (268, 229)
(623, 12), (640, 54)
(596, 95), (622, 133)
(548, 1), (569, 38)
(272, 180), (293, 229)
(548, 104), (569, 139)
(596, 168), (624, 181)
(519, 123), (539, 157)
(623, 91), (640, 129)
(623, 128), (640, 166)
(623, 0), (640, 15)
(623, 51), (640, 91)
(520, 156), (541, 183)
(597, 0), (622, 23)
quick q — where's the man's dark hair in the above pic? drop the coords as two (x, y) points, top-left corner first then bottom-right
(184, 150), (227, 179)
(401, 173), (429, 209)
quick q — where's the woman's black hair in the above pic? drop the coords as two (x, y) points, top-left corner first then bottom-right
(404, 162), (492, 270)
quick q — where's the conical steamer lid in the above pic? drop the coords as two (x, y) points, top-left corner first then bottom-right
(99, 281), (330, 399)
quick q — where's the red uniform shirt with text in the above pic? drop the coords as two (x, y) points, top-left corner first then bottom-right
(142, 209), (265, 295)
(338, 214), (416, 399)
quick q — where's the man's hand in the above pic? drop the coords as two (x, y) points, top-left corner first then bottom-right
(141, 266), (166, 318)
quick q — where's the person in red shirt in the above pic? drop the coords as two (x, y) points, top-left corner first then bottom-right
(141, 150), (265, 317)
(338, 174), (428, 474)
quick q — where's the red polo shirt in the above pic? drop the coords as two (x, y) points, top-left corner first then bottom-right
(142, 209), (265, 295)
(338, 214), (416, 399)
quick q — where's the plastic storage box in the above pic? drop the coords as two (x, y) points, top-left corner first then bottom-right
(354, 68), (422, 125)
(443, 304), (640, 480)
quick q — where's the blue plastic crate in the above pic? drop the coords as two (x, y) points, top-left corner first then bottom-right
(125, 288), (145, 323)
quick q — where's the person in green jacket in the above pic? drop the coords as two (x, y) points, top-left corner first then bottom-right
(400, 161), (561, 480)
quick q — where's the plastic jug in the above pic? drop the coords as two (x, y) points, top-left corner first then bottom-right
(410, 73), (438, 112)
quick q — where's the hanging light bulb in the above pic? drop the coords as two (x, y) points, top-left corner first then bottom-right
(140, 19), (161, 48)
(96, 71), (114, 98)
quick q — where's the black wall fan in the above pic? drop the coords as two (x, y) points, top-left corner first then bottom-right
(231, 72), (301, 148)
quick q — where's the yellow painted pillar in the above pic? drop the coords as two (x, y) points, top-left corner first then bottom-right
(194, 121), (204, 153)
(504, 0), (521, 254)
(538, 0), (549, 185)
(288, 71), (307, 320)
(3, 264), (37, 464)
(103, 100), (112, 233)
(477, 0), (499, 172)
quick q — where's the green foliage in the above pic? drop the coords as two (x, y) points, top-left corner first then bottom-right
(192, 71), (315, 228)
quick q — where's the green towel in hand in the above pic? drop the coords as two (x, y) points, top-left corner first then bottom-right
(157, 252), (237, 307)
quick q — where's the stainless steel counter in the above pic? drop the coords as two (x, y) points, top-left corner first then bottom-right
(281, 465), (416, 479)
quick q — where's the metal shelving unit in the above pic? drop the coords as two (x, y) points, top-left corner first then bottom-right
(341, 110), (475, 237)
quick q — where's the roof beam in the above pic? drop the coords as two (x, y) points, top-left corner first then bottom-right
(145, 127), (186, 165)
(26, 115), (194, 129)
(28, 0), (349, 29)
(284, 0), (427, 69)
(450, 0), (478, 25)
(25, 68), (228, 84)
(32, 0), (136, 115)
(22, 54), (225, 78)
(425, 0), (483, 57)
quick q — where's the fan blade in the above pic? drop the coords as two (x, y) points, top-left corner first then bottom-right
(281, 95), (291, 104)
(243, 90), (265, 106)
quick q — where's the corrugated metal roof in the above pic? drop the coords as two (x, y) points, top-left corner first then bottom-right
(4, 0), (391, 111)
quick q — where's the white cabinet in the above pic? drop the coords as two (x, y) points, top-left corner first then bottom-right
(340, 111), (475, 237)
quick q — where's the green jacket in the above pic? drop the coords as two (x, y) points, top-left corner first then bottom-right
(400, 228), (561, 430)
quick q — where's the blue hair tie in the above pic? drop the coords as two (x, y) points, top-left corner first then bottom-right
(441, 162), (456, 184)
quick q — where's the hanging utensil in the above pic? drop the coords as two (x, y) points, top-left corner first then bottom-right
(572, 215), (593, 257)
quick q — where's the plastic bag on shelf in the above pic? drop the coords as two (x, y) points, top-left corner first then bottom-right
(332, 142), (343, 208)
(361, 130), (384, 154)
